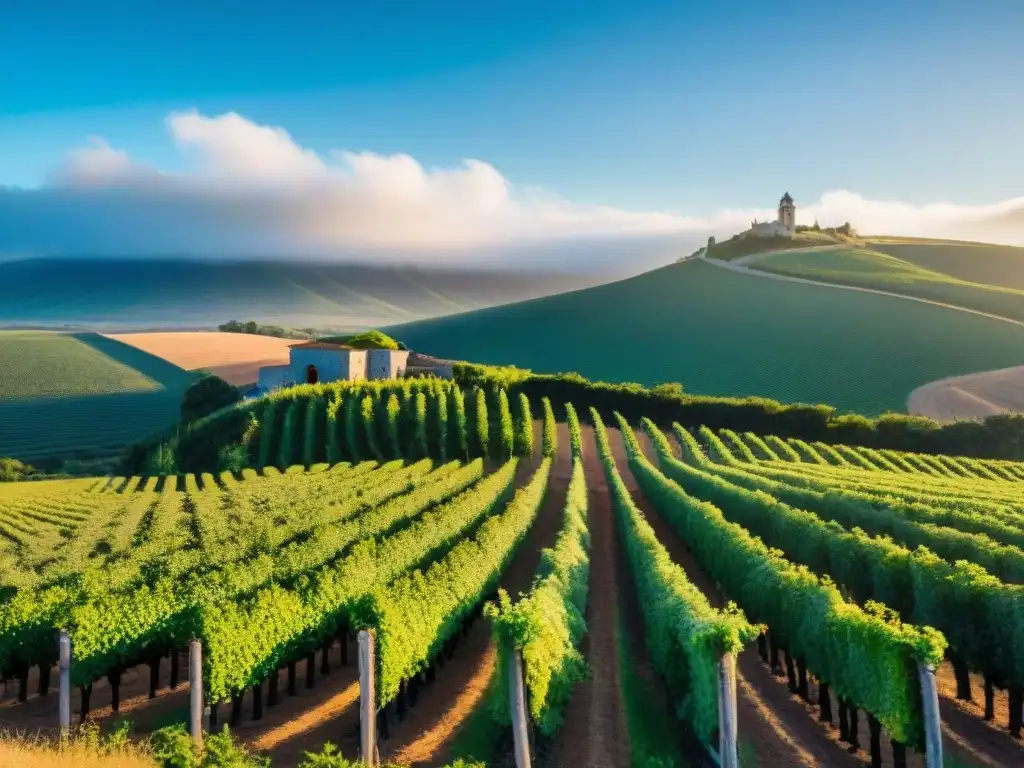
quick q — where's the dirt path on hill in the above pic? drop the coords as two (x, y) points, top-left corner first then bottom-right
(368, 421), (562, 768)
(548, 425), (633, 768)
(701, 254), (1024, 329)
(701, 254), (1024, 422)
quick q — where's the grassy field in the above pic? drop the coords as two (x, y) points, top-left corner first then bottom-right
(390, 258), (1024, 415)
(745, 245), (1024, 323)
(866, 238), (1024, 291)
(0, 332), (161, 400)
(0, 332), (196, 464)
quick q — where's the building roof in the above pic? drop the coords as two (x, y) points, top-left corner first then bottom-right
(780, 192), (794, 204)
(288, 341), (357, 351)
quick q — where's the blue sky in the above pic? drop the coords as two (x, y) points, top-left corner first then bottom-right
(3, 1), (1022, 210)
(1, 0), (1022, 263)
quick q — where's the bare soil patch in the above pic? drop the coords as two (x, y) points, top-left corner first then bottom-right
(933, 662), (1024, 767)
(908, 365), (1024, 422)
(548, 425), (632, 768)
(104, 332), (295, 385)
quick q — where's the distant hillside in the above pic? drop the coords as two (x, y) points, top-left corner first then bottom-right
(0, 257), (608, 332)
(389, 258), (1024, 415)
(866, 238), (1024, 291)
(743, 245), (1024, 323)
(0, 332), (196, 463)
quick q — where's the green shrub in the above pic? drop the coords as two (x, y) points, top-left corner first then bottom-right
(180, 374), (242, 424)
(497, 388), (514, 460)
(151, 724), (269, 767)
(385, 393), (402, 459)
(434, 386), (449, 463)
(452, 362), (1024, 461)
(277, 398), (300, 468)
(487, 456), (590, 735)
(450, 387), (469, 460)
(514, 392), (534, 457)
(344, 394), (361, 461)
(565, 402), (582, 459)
(412, 391), (429, 459)
(474, 387), (489, 458)
(256, 400), (277, 468)
(302, 395), (320, 467)
(541, 397), (557, 458)
(0, 457), (38, 482)
(357, 394), (378, 460)
(326, 394), (343, 464)
(317, 329), (399, 349)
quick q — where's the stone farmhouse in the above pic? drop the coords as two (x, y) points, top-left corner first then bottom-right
(257, 341), (410, 392)
(748, 192), (796, 238)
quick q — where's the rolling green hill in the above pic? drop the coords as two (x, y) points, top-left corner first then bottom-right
(865, 238), (1024, 291)
(0, 332), (196, 464)
(390, 258), (1024, 415)
(744, 245), (1024, 323)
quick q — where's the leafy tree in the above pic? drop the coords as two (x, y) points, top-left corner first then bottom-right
(180, 374), (241, 424)
(0, 457), (38, 482)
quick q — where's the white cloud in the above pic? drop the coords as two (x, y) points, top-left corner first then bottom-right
(799, 190), (1024, 243)
(2, 110), (1023, 269)
(58, 137), (143, 186)
(167, 110), (326, 182)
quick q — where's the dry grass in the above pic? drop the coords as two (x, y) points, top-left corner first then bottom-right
(0, 736), (154, 768)
(104, 332), (295, 385)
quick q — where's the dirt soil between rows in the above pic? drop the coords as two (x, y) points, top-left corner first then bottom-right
(547, 425), (635, 768)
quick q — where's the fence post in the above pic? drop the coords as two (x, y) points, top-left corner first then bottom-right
(58, 630), (70, 738)
(509, 647), (532, 768)
(718, 653), (738, 768)
(189, 640), (203, 748)
(917, 662), (943, 767)
(358, 630), (377, 766)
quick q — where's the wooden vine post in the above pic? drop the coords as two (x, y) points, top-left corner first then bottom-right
(508, 647), (532, 768)
(917, 662), (943, 767)
(189, 639), (204, 748)
(358, 630), (377, 766)
(58, 630), (71, 738)
(717, 653), (739, 768)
